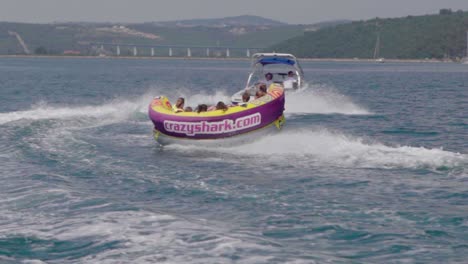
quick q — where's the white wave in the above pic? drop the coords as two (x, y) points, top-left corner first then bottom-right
(1, 209), (276, 264)
(0, 82), (370, 125)
(0, 95), (152, 125)
(170, 129), (466, 171)
(285, 83), (371, 115)
(184, 90), (231, 107)
(0, 87), (234, 126)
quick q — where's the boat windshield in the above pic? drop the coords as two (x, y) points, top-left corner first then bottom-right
(249, 63), (297, 85)
(246, 53), (303, 90)
(257, 57), (296, 66)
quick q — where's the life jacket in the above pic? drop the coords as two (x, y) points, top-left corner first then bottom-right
(172, 104), (184, 113)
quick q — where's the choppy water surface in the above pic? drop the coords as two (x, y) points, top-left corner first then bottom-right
(0, 58), (467, 263)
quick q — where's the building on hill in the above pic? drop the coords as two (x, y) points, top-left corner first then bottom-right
(63, 50), (81, 55)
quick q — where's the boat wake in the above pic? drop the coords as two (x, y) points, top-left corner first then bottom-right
(3, 85), (456, 172)
(0, 209), (277, 264)
(167, 129), (467, 172)
(0, 95), (151, 126)
(0, 81), (369, 126)
(285, 83), (371, 115)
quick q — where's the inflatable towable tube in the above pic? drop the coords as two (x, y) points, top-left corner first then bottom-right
(148, 84), (286, 145)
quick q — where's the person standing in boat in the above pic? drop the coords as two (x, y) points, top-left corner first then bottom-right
(172, 97), (185, 113)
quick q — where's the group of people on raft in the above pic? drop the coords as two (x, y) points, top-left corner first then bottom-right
(172, 85), (263, 114)
(171, 71), (294, 114)
(172, 98), (231, 114)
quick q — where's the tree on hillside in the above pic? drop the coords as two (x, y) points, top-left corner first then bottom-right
(270, 11), (468, 59)
(439, 9), (453, 15)
(34, 46), (47, 55)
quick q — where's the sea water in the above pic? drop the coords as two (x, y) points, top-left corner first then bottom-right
(0, 58), (467, 263)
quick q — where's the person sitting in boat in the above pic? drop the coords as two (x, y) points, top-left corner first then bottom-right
(172, 97), (185, 113)
(260, 72), (274, 87)
(283, 71), (297, 89)
(184, 106), (193, 112)
(285, 71), (296, 81)
(196, 104), (208, 113)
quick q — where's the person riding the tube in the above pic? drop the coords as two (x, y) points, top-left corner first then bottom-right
(242, 91), (250, 103)
(208, 101), (228, 112)
(258, 83), (267, 93)
(215, 101), (228, 111)
(196, 104), (208, 113)
(172, 97), (185, 113)
(255, 90), (266, 99)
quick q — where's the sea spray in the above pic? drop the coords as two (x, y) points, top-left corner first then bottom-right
(285, 83), (371, 115)
(166, 128), (467, 171)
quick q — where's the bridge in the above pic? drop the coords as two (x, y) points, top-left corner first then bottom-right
(89, 42), (265, 58)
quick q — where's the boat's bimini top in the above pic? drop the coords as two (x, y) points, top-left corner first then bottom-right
(246, 53), (304, 90)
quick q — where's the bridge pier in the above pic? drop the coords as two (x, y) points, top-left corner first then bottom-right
(91, 43), (262, 58)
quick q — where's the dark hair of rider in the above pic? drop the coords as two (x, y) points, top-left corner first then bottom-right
(197, 104), (208, 113)
(242, 92), (250, 102)
(176, 97), (185, 108)
(215, 101), (228, 111)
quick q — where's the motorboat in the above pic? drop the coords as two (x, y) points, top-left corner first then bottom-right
(231, 53), (303, 104)
(148, 83), (285, 145)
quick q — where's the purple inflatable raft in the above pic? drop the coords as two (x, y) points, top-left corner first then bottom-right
(148, 84), (285, 145)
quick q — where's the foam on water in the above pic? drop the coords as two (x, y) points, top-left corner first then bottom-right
(0, 94), (152, 125)
(0, 102), (128, 125)
(1, 86), (461, 172)
(184, 90), (232, 106)
(168, 129), (467, 171)
(147, 82), (370, 116)
(0, 82), (369, 126)
(285, 83), (371, 115)
(0, 209), (278, 264)
(0, 88), (230, 126)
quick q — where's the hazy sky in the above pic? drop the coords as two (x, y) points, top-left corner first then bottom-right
(1, 0), (468, 24)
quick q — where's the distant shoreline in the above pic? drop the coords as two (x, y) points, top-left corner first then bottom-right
(0, 54), (453, 63)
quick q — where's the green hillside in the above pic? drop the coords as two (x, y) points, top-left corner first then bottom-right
(0, 16), (349, 56)
(270, 10), (468, 59)
(130, 24), (306, 47)
(151, 15), (287, 27)
(0, 22), (154, 55)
